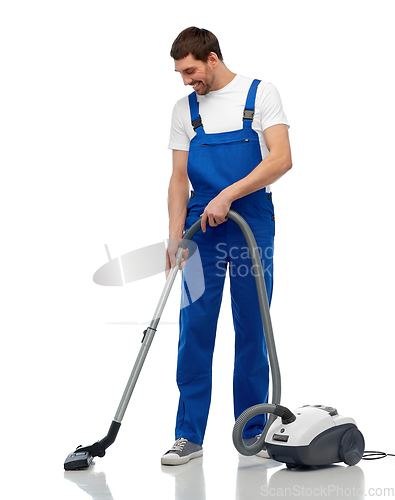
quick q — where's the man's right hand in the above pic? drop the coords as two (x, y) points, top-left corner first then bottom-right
(166, 238), (189, 279)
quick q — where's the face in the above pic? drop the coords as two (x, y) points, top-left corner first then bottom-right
(174, 53), (217, 95)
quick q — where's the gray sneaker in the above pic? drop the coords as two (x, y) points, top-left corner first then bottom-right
(161, 438), (203, 465)
(243, 434), (270, 458)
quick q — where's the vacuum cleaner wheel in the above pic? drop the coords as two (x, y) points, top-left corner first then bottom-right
(339, 428), (365, 466)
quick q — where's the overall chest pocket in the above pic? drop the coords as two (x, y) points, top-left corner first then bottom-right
(201, 138), (251, 146)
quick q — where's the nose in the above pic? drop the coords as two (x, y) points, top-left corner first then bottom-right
(182, 75), (193, 86)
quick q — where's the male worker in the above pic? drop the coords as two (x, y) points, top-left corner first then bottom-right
(162, 27), (292, 465)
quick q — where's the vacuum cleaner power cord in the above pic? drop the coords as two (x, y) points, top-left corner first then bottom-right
(362, 451), (395, 460)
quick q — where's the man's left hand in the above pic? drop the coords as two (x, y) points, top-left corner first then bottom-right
(200, 192), (232, 233)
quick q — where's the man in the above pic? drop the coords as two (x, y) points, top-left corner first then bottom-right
(162, 27), (292, 466)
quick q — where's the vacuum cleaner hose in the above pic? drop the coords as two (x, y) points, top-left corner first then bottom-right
(232, 403), (296, 456)
(182, 210), (283, 456)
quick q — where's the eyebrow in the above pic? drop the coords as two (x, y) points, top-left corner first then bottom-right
(175, 67), (195, 73)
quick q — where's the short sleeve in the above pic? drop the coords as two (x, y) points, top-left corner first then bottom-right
(258, 83), (290, 131)
(168, 101), (191, 151)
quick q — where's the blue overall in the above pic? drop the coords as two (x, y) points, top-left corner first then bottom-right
(175, 80), (275, 445)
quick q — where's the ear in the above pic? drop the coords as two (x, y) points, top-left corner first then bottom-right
(207, 52), (219, 69)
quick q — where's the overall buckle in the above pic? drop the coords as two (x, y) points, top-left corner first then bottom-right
(243, 109), (255, 120)
(192, 117), (203, 130)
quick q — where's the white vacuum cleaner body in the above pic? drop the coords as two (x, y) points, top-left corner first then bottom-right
(265, 405), (365, 468)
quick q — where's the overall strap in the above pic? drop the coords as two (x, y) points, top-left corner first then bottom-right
(188, 92), (204, 134)
(243, 79), (261, 129)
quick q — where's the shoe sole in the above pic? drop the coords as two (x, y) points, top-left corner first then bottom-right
(161, 449), (203, 466)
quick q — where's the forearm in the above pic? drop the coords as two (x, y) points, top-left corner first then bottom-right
(168, 174), (190, 238)
(222, 153), (292, 204)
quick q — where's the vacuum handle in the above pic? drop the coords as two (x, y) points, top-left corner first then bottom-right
(178, 209), (230, 250)
(178, 218), (202, 249)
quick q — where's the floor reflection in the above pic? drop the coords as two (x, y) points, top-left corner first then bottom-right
(64, 456), (365, 500)
(64, 465), (114, 500)
(161, 457), (206, 500)
(162, 456), (366, 500)
(267, 463), (365, 499)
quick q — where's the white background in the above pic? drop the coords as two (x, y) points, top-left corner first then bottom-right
(1, 1), (394, 498)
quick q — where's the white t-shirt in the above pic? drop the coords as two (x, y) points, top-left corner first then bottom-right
(168, 74), (290, 161)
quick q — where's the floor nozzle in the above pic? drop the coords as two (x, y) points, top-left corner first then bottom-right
(64, 449), (93, 470)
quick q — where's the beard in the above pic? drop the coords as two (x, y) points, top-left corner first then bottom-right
(193, 69), (216, 95)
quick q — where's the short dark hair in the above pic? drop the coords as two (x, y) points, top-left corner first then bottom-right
(170, 27), (223, 62)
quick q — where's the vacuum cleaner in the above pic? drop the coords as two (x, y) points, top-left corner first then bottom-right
(64, 210), (364, 471)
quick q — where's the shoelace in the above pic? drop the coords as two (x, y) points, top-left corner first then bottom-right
(170, 438), (188, 452)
